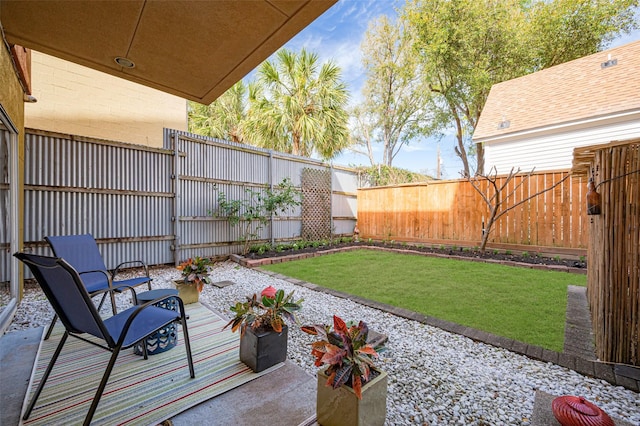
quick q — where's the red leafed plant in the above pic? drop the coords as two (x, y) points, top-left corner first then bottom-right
(224, 286), (303, 334)
(302, 315), (379, 399)
(176, 256), (212, 292)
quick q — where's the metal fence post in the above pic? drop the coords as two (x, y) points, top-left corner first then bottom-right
(171, 131), (180, 266)
(269, 150), (274, 247)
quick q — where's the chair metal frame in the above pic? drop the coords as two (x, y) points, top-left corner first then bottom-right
(15, 252), (195, 426)
(43, 234), (153, 339)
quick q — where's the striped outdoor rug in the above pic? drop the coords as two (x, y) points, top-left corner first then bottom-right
(22, 303), (280, 425)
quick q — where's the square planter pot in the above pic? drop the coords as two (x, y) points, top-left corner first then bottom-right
(240, 325), (288, 373)
(174, 280), (200, 304)
(317, 368), (387, 426)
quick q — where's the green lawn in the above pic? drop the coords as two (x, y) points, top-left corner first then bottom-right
(262, 249), (586, 352)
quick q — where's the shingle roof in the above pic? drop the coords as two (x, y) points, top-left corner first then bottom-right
(473, 40), (640, 141)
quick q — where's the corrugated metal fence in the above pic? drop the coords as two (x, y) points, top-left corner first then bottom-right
(18, 128), (357, 274)
(167, 130), (357, 261)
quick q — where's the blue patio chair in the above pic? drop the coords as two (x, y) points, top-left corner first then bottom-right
(43, 234), (153, 339)
(14, 252), (195, 426)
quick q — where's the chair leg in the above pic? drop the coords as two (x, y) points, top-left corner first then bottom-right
(142, 338), (149, 360)
(23, 332), (69, 420)
(180, 315), (195, 378)
(109, 291), (117, 315)
(83, 345), (122, 426)
(43, 314), (58, 340)
(96, 292), (108, 312)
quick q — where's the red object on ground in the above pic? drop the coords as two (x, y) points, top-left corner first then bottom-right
(551, 396), (614, 426)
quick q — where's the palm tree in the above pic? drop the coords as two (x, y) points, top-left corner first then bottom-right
(246, 48), (350, 160)
(188, 81), (247, 143)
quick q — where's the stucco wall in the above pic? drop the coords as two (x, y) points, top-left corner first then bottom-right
(0, 40), (26, 297)
(0, 44), (25, 135)
(25, 52), (187, 147)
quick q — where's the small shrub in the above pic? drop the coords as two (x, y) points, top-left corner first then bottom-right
(554, 255), (561, 262)
(213, 178), (301, 255)
(250, 243), (270, 255)
(463, 247), (470, 253)
(505, 250), (512, 255)
(522, 251), (530, 258)
(493, 249), (499, 255)
(579, 255), (586, 262)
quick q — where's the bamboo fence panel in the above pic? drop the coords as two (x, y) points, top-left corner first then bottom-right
(357, 171), (588, 250)
(580, 141), (640, 365)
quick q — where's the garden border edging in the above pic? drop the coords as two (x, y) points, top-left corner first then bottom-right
(228, 249), (638, 393)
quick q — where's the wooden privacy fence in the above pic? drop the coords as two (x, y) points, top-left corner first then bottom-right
(573, 139), (640, 366)
(357, 171), (589, 252)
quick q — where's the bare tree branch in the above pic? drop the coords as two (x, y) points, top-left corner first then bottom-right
(469, 167), (570, 252)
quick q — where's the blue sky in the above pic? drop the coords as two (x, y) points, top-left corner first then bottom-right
(282, 0), (640, 178)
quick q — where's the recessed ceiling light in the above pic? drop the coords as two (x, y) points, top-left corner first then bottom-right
(114, 57), (135, 68)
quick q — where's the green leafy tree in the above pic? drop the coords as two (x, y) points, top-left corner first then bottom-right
(188, 81), (247, 143)
(403, 0), (529, 177)
(526, 0), (639, 69)
(403, 0), (638, 177)
(351, 15), (435, 168)
(246, 48), (350, 160)
(353, 165), (432, 187)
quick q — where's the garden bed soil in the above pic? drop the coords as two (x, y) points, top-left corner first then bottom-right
(242, 241), (587, 270)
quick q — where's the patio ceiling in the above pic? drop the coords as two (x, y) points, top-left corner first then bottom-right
(0, 0), (336, 104)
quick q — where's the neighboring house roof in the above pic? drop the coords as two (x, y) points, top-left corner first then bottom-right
(474, 40), (640, 142)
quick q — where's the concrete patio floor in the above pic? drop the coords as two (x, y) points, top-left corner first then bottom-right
(0, 326), (317, 426)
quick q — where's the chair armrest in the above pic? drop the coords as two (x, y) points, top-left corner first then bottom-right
(112, 260), (150, 280)
(79, 269), (111, 279)
(88, 284), (138, 304)
(114, 294), (187, 347)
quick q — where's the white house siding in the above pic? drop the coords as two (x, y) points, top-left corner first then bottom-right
(483, 112), (640, 174)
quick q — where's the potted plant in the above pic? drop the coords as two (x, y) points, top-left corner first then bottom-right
(174, 256), (213, 304)
(302, 315), (387, 426)
(224, 285), (303, 372)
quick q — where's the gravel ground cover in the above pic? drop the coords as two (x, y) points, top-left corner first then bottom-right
(7, 261), (639, 425)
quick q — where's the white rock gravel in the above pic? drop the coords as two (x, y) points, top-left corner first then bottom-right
(7, 261), (640, 425)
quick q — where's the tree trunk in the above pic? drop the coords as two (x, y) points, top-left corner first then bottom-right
(476, 142), (484, 175)
(451, 104), (470, 177)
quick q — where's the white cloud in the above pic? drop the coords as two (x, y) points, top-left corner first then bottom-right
(403, 144), (430, 153)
